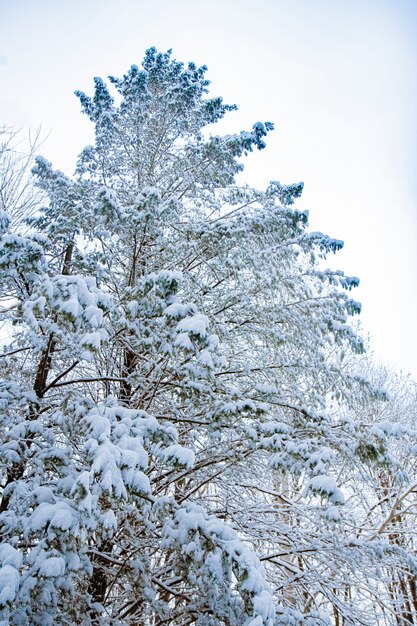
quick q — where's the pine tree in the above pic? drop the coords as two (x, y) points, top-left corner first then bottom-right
(1, 48), (411, 626)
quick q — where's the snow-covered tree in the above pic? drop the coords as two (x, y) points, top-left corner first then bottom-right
(1, 48), (415, 626)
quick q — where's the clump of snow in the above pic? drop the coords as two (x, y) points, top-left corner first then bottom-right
(164, 301), (196, 318)
(29, 502), (78, 533)
(0, 564), (20, 605)
(371, 420), (405, 439)
(0, 544), (22, 570)
(174, 332), (194, 350)
(307, 475), (345, 504)
(176, 313), (209, 338)
(160, 444), (195, 469)
(37, 556), (66, 578)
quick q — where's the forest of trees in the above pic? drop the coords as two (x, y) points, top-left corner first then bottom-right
(0, 48), (416, 626)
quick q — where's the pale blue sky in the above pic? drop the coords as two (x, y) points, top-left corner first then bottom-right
(1, 0), (416, 376)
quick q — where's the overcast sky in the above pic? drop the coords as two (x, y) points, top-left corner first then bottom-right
(1, 0), (416, 377)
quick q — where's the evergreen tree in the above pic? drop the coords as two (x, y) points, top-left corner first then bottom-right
(1, 48), (413, 626)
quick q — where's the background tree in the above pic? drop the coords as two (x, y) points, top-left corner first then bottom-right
(0, 126), (45, 227)
(0, 48), (415, 626)
(253, 361), (417, 625)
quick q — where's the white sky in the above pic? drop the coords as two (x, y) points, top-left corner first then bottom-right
(1, 0), (416, 377)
